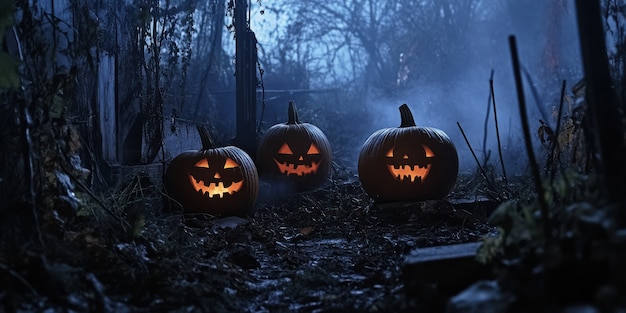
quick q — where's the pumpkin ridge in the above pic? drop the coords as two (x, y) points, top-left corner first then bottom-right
(357, 103), (458, 203)
(256, 100), (332, 192)
(164, 126), (259, 216)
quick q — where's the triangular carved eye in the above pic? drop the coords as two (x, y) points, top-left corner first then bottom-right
(422, 144), (435, 157)
(307, 143), (320, 155)
(385, 148), (394, 158)
(224, 158), (238, 169)
(278, 143), (294, 154)
(195, 159), (209, 168)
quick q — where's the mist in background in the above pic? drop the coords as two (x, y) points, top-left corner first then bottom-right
(163, 1), (583, 177)
(248, 0), (583, 176)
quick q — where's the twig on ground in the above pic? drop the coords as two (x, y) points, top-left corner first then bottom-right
(457, 121), (499, 199)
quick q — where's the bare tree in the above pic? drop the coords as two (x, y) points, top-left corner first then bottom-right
(264, 0), (488, 95)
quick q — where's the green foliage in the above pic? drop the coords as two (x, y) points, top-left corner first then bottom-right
(78, 173), (156, 240)
(0, 0), (102, 241)
(0, 53), (20, 89)
(0, 0), (18, 90)
(0, 0), (14, 41)
(477, 170), (603, 263)
(476, 152), (625, 309)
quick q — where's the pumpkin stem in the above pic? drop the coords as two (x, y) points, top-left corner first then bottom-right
(399, 104), (417, 127)
(197, 125), (217, 150)
(287, 100), (301, 124)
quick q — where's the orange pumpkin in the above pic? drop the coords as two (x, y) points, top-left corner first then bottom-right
(358, 104), (458, 202)
(164, 126), (259, 216)
(256, 101), (332, 192)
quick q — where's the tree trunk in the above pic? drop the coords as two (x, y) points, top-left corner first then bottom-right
(575, 0), (626, 216)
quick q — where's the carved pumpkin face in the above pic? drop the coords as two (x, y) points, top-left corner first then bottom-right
(386, 144), (434, 183)
(188, 157), (244, 198)
(164, 126), (259, 216)
(274, 142), (321, 176)
(358, 104), (458, 203)
(257, 101), (332, 192)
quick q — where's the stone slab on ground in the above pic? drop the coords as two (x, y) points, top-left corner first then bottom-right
(403, 241), (491, 299)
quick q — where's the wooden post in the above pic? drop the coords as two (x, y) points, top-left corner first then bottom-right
(575, 0), (626, 214)
(234, 0), (258, 157)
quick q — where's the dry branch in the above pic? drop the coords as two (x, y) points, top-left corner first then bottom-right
(509, 35), (551, 240)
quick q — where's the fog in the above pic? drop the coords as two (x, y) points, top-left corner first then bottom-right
(247, 1), (583, 176)
(163, 1), (584, 178)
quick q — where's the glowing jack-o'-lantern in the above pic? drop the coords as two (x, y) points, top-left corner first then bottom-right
(188, 157), (244, 197)
(358, 104), (458, 202)
(385, 144), (434, 183)
(164, 126), (259, 216)
(256, 100), (332, 191)
(274, 142), (322, 176)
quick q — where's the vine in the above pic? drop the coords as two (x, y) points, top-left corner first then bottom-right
(134, 0), (198, 162)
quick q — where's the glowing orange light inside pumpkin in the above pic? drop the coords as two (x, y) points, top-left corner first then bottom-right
(224, 158), (238, 168)
(195, 159), (209, 168)
(274, 143), (321, 176)
(386, 144), (434, 183)
(423, 145), (434, 157)
(307, 144), (320, 154)
(278, 143), (293, 154)
(187, 157), (243, 198)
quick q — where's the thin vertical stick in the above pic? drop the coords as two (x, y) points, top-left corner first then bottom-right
(457, 121), (498, 197)
(482, 69), (494, 164)
(490, 78), (508, 185)
(509, 35), (551, 240)
(550, 80), (567, 183)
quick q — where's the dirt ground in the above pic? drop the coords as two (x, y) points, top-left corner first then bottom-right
(1, 169), (499, 312)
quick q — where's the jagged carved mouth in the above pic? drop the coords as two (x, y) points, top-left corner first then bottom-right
(387, 164), (431, 183)
(386, 144), (434, 183)
(274, 159), (320, 176)
(188, 175), (243, 198)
